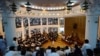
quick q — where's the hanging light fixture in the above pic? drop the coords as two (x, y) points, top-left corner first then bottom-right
(26, 1), (31, 12)
(66, 0), (73, 10)
(10, 2), (17, 13)
(26, 1), (31, 5)
(81, 0), (89, 10)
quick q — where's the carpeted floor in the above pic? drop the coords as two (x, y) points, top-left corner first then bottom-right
(41, 34), (70, 48)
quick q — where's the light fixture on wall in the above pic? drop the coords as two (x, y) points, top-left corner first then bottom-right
(66, 0), (73, 11)
(10, 2), (17, 13)
(81, 0), (89, 10)
(26, 1), (32, 12)
(65, 0), (89, 13)
(9, 0), (89, 13)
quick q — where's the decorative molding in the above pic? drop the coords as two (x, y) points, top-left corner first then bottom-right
(15, 5), (85, 18)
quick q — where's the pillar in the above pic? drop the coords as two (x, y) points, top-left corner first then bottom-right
(2, 12), (16, 46)
(28, 17), (31, 37)
(21, 18), (25, 40)
(47, 18), (49, 33)
(58, 18), (60, 33)
(40, 18), (43, 33)
(85, 15), (98, 49)
(0, 0), (16, 46)
(85, 0), (100, 49)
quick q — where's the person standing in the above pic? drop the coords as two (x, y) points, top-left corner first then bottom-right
(13, 37), (18, 47)
(49, 47), (59, 56)
(46, 46), (51, 56)
(81, 39), (92, 56)
(0, 35), (6, 55)
(5, 46), (16, 56)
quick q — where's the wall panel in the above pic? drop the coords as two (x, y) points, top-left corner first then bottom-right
(65, 15), (86, 45)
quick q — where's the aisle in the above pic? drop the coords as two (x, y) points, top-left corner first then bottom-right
(42, 34), (69, 48)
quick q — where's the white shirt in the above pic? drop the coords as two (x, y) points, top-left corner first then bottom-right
(81, 43), (92, 56)
(46, 49), (51, 56)
(25, 51), (32, 56)
(56, 50), (64, 56)
(32, 51), (37, 56)
(15, 51), (21, 56)
(64, 48), (71, 55)
(5, 51), (17, 56)
(13, 41), (18, 46)
(48, 52), (59, 56)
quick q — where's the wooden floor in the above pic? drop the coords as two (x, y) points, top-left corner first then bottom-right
(42, 34), (69, 48)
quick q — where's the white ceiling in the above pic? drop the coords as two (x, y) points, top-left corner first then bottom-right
(5, 0), (96, 10)
(7, 0), (80, 7)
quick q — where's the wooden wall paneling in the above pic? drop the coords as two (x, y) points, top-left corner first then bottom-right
(64, 16), (86, 45)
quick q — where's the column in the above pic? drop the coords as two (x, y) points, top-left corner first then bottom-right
(47, 18), (49, 33)
(2, 12), (16, 46)
(28, 17), (31, 37)
(85, 0), (100, 49)
(0, 0), (17, 46)
(85, 15), (98, 49)
(58, 18), (60, 33)
(41, 18), (43, 33)
(21, 18), (25, 40)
